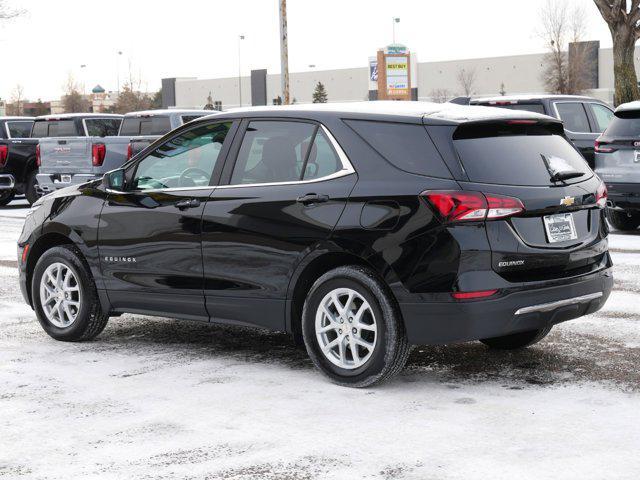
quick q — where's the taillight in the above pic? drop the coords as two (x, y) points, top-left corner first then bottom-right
(126, 143), (133, 161)
(594, 139), (616, 153)
(92, 143), (106, 167)
(423, 191), (525, 223)
(596, 181), (607, 208)
(0, 145), (8, 167)
(451, 289), (499, 300)
(35, 144), (41, 167)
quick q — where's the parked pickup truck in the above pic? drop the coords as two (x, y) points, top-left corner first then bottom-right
(37, 109), (212, 194)
(469, 95), (614, 168)
(0, 116), (39, 205)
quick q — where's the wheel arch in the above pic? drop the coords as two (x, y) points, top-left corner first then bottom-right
(25, 232), (76, 306)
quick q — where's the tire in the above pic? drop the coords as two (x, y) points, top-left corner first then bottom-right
(25, 170), (40, 206)
(480, 326), (551, 350)
(608, 209), (640, 231)
(302, 266), (410, 387)
(31, 245), (109, 342)
(0, 190), (15, 206)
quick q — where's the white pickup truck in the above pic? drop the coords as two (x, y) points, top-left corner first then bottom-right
(36, 109), (213, 194)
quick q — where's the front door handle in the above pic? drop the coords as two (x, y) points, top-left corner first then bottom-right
(296, 193), (329, 205)
(175, 198), (201, 210)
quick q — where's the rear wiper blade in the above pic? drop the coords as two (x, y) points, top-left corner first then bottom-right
(550, 171), (585, 182)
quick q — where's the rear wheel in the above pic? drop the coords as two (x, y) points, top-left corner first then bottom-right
(480, 327), (551, 350)
(25, 170), (40, 205)
(31, 245), (109, 342)
(608, 209), (640, 231)
(302, 266), (410, 387)
(0, 190), (15, 206)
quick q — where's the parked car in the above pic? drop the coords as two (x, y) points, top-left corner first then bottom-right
(18, 102), (612, 387)
(36, 110), (212, 195)
(470, 95), (614, 167)
(594, 100), (640, 231)
(0, 116), (39, 205)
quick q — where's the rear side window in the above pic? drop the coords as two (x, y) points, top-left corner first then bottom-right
(85, 118), (121, 137)
(603, 111), (640, 137)
(120, 116), (171, 136)
(345, 120), (451, 178)
(555, 102), (590, 132)
(477, 103), (546, 115)
(590, 104), (614, 133)
(6, 121), (33, 138)
(453, 124), (591, 186)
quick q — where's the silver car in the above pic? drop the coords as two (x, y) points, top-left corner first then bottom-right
(594, 101), (640, 231)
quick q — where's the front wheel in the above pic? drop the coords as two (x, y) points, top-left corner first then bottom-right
(0, 190), (15, 206)
(31, 245), (109, 341)
(608, 209), (640, 231)
(302, 266), (410, 387)
(480, 327), (551, 350)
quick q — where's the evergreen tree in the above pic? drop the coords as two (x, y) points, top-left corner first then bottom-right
(312, 82), (328, 103)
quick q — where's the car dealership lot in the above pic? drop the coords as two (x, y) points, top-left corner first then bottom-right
(1, 205), (639, 479)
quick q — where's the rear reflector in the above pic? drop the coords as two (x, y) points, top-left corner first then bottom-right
(423, 191), (525, 223)
(35, 144), (41, 167)
(506, 120), (538, 125)
(126, 143), (133, 161)
(21, 244), (29, 264)
(92, 143), (106, 167)
(0, 145), (7, 167)
(596, 181), (607, 208)
(451, 289), (498, 300)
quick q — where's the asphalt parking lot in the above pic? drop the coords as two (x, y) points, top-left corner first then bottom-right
(1, 199), (639, 479)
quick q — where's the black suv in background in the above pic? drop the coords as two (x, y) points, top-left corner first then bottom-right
(595, 100), (640, 230)
(18, 102), (612, 387)
(470, 95), (614, 167)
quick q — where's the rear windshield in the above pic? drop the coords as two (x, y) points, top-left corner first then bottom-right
(85, 118), (121, 137)
(6, 121), (33, 138)
(120, 116), (171, 136)
(477, 103), (546, 115)
(345, 120), (452, 178)
(31, 119), (79, 138)
(604, 113), (640, 137)
(453, 124), (591, 186)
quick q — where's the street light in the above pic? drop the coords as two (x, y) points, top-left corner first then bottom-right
(392, 17), (400, 44)
(80, 64), (87, 94)
(116, 50), (123, 94)
(238, 35), (245, 107)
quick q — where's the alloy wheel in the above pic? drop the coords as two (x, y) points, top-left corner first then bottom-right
(39, 262), (82, 328)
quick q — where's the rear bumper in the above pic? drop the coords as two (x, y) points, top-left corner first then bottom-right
(399, 267), (613, 345)
(36, 173), (100, 194)
(606, 182), (640, 211)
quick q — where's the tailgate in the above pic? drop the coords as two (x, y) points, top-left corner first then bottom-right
(39, 138), (92, 174)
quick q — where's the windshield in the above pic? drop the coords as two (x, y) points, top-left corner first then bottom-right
(605, 113), (640, 137)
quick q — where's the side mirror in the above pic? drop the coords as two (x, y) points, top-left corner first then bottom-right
(102, 168), (125, 191)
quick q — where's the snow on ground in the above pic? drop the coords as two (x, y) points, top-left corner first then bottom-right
(1, 202), (639, 480)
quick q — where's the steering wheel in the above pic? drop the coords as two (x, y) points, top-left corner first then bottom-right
(179, 167), (210, 187)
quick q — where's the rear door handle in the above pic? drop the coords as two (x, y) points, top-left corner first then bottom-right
(175, 198), (201, 210)
(296, 193), (329, 205)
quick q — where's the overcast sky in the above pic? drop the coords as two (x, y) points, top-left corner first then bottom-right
(0, 0), (613, 101)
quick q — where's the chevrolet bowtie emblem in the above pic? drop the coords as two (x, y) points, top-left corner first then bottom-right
(560, 196), (575, 207)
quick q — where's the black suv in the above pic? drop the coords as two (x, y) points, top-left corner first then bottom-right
(18, 102), (613, 387)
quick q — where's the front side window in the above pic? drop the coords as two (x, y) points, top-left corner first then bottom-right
(7, 121), (33, 138)
(231, 120), (342, 185)
(590, 104), (614, 133)
(86, 118), (121, 137)
(555, 102), (590, 132)
(132, 122), (231, 191)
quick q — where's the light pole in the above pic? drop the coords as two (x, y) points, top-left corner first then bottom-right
(392, 17), (400, 44)
(279, 0), (290, 105)
(238, 35), (245, 107)
(80, 64), (87, 95)
(116, 50), (123, 94)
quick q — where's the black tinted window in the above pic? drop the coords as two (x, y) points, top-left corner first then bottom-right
(31, 121), (48, 138)
(454, 128), (591, 186)
(555, 102), (590, 132)
(231, 121), (316, 184)
(140, 117), (171, 135)
(119, 118), (141, 136)
(34, 120), (78, 138)
(603, 113), (640, 137)
(7, 121), (33, 138)
(86, 118), (121, 137)
(346, 120), (451, 178)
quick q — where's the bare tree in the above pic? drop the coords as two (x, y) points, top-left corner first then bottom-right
(456, 68), (477, 96)
(62, 75), (91, 113)
(539, 0), (592, 95)
(0, 1), (25, 21)
(111, 63), (153, 114)
(593, 0), (640, 105)
(6, 84), (24, 115)
(429, 88), (452, 103)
